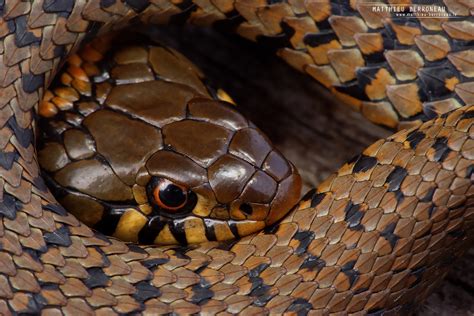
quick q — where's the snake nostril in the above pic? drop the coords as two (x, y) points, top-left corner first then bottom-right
(239, 203), (253, 215)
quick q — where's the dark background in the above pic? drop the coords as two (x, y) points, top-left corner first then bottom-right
(147, 25), (474, 314)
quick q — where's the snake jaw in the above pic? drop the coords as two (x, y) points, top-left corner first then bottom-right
(102, 194), (268, 244)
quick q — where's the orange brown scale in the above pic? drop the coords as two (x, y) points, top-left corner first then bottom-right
(38, 39), (302, 245)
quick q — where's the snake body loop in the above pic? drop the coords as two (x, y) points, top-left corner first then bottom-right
(0, 0), (473, 314)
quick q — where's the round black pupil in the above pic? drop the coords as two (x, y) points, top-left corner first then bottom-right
(159, 184), (186, 208)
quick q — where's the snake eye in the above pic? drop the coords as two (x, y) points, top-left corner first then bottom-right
(150, 178), (188, 212)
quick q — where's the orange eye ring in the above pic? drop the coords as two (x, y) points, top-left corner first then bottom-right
(152, 179), (188, 212)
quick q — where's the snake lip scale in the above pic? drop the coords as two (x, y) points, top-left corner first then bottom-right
(1, 0), (474, 315)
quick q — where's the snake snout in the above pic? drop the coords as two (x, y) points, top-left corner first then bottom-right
(215, 154), (302, 226)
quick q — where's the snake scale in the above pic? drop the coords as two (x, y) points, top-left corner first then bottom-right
(1, 0), (474, 314)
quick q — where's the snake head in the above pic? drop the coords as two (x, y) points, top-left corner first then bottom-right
(133, 112), (302, 244)
(38, 44), (301, 245)
(40, 97), (301, 245)
(115, 95), (302, 245)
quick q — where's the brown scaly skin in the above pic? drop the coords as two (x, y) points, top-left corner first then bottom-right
(38, 38), (302, 245)
(0, 0), (473, 315)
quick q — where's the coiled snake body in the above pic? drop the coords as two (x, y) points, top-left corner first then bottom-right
(0, 0), (473, 314)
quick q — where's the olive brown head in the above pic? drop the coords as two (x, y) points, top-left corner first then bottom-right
(38, 43), (302, 245)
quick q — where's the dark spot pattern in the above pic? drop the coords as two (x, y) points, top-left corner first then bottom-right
(293, 230), (315, 255)
(170, 220), (188, 245)
(301, 188), (316, 201)
(0, 193), (18, 220)
(142, 258), (170, 270)
(341, 260), (360, 288)
(228, 221), (239, 238)
(22, 72), (45, 95)
(203, 219), (218, 241)
(418, 63), (458, 99)
(84, 268), (110, 288)
(356, 67), (385, 93)
(14, 16), (40, 47)
(246, 263), (275, 307)
(303, 31), (337, 46)
(248, 263), (270, 278)
(127, 243), (149, 254)
(33, 293), (48, 310)
(18, 295), (41, 314)
(138, 217), (167, 244)
(394, 190), (405, 203)
(33, 176), (49, 192)
(353, 155), (378, 173)
(301, 255), (326, 271)
(251, 284), (274, 307)
(286, 298), (313, 315)
(53, 45), (66, 59)
(420, 187), (436, 203)
(432, 137), (451, 162)
(239, 203), (253, 215)
(42, 203), (67, 216)
(43, 226), (72, 247)
(334, 82), (370, 102)
(386, 166), (408, 192)
(380, 222), (399, 249)
(189, 284), (214, 304)
(8, 116), (33, 147)
(95, 208), (125, 236)
(256, 21), (295, 52)
(311, 192), (326, 208)
(43, 0), (74, 13)
(344, 202), (365, 231)
(406, 131), (425, 149)
(133, 281), (162, 301)
(263, 223), (280, 235)
(461, 111), (474, 120)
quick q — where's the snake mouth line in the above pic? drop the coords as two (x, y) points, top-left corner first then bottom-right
(98, 206), (266, 245)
